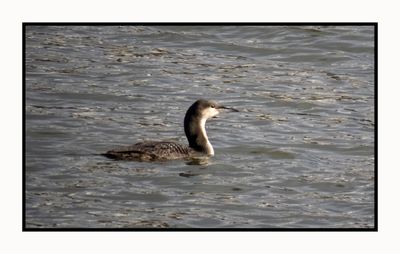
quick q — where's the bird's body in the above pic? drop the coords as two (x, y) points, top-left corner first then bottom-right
(103, 141), (194, 161)
(102, 99), (236, 161)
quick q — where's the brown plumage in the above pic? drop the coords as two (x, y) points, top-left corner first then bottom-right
(103, 141), (194, 161)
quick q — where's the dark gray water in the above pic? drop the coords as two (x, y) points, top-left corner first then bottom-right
(25, 25), (375, 228)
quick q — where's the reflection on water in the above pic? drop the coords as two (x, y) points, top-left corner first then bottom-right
(25, 25), (374, 228)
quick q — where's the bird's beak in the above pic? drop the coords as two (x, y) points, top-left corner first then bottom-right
(217, 105), (239, 112)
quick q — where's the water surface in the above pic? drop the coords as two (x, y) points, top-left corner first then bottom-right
(25, 25), (375, 228)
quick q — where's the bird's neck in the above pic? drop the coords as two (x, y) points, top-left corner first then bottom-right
(184, 115), (214, 155)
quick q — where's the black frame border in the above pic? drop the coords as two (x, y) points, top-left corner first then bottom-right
(23, 22), (377, 232)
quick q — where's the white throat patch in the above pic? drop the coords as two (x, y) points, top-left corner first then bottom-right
(199, 117), (214, 156)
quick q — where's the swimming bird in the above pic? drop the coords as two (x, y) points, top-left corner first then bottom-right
(102, 99), (238, 161)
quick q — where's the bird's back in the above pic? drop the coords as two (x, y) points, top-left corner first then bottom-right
(102, 141), (194, 161)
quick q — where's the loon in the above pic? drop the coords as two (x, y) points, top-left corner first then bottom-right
(102, 99), (237, 161)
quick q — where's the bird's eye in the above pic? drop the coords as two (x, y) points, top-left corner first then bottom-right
(210, 104), (215, 108)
